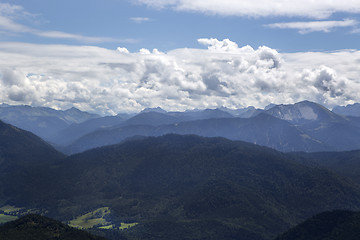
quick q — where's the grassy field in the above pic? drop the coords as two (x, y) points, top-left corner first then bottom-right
(69, 207), (112, 229)
(119, 222), (138, 230)
(0, 205), (22, 214)
(99, 224), (114, 229)
(68, 207), (138, 231)
(0, 214), (18, 224)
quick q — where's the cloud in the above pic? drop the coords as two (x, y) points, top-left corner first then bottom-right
(35, 31), (116, 44)
(135, 0), (360, 19)
(350, 28), (360, 33)
(130, 17), (152, 23)
(266, 19), (359, 34)
(0, 3), (116, 43)
(0, 39), (360, 114)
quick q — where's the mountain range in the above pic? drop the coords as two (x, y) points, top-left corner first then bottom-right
(0, 104), (99, 141)
(54, 101), (360, 154)
(2, 101), (360, 239)
(2, 101), (360, 155)
(2, 120), (360, 239)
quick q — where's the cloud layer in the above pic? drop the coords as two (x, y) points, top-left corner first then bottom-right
(135, 0), (360, 19)
(266, 19), (359, 34)
(0, 39), (359, 115)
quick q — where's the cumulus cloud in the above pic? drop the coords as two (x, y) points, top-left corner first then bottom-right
(0, 39), (359, 114)
(135, 0), (360, 19)
(266, 19), (359, 34)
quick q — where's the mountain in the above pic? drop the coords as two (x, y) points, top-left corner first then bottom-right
(48, 116), (125, 146)
(289, 150), (360, 185)
(0, 104), (99, 140)
(47, 108), (234, 147)
(0, 120), (64, 206)
(0, 120), (64, 167)
(140, 107), (167, 114)
(65, 113), (326, 154)
(219, 106), (262, 117)
(168, 108), (234, 121)
(264, 100), (343, 123)
(0, 214), (107, 240)
(122, 112), (180, 126)
(264, 101), (360, 151)
(333, 103), (360, 117)
(11, 134), (360, 240)
(274, 210), (360, 240)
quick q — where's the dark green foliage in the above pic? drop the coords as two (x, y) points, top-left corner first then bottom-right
(124, 219), (265, 240)
(0, 120), (64, 167)
(0, 120), (65, 206)
(2, 131), (360, 240)
(275, 210), (360, 240)
(0, 214), (106, 240)
(289, 150), (360, 184)
(23, 134), (360, 240)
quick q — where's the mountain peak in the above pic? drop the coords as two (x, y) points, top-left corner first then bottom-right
(265, 101), (338, 123)
(65, 107), (81, 113)
(140, 107), (167, 114)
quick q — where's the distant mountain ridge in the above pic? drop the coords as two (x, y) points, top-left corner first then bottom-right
(60, 101), (360, 154)
(333, 103), (360, 117)
(3, 101), (360, 154)
(264, 101), (342, 123)
(0, 104), (99, 141)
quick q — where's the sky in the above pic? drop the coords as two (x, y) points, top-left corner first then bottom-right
(0, 0), (360, 115)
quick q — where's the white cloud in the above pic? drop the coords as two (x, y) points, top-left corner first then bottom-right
(0, 39), (360, 114)
(130, 17), (152, 23)
(0, 3), (116, 43)
(135, 0), (360, 19)
(117, 47), (130, 54)
(266, 19), (359, 34)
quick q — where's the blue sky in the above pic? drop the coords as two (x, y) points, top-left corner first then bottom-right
(3, 0), (360, 52)
(1, 1), (360, 114)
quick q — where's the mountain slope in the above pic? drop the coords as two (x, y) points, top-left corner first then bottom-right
(265, 100), (343, 123)
(0, 104), (99, 140)
(28, 135), (360, 240)
(48, 116), (125, 146)
(289, 150), (360, 184)
(265, 101), (360, 151)
(0, 214), (106, 240)
(66, 113), (326, 154)
(275, 210), (360, 240)
(0, 120), (64, 206)
(333, 103), (360, 117)
(0, 120), (64, 167)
